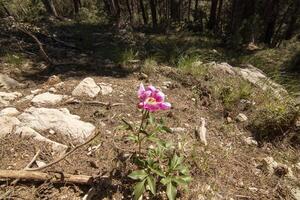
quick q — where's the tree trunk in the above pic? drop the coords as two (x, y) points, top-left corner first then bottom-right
(285, 0), (300, 39)
(73, 0), (81, 15)
(263, 0), (279, 44)
(208, 0), (218, 30)
(216, 0), (223, 28)
(194, 0), (199, 20)
(139, 0), (148, 24)
(170, 0), (181, 22)
(126, 0), (133, 22)
(41, 0), (58, 17)
(149, 0), (158, 28)
(187, 0), (191, 21)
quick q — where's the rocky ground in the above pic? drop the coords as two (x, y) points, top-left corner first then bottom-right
(0, 62), (299, 199)
(0, 20), (299, 199)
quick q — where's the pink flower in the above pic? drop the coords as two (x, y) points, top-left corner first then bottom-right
(138, 83), (171, 112)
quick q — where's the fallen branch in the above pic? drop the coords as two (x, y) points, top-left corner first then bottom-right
(10, 150), (41, 185)
(65, 98), (124, 107)
(0, 170), (93, 185)
(16, 26), (53, 65)
(26, 131), (101, 171)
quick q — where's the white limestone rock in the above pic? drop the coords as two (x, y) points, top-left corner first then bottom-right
(72, 78), (100, 98)
(31, 92), (64, 107)
(18, 107), (95, 142)
(0, 107), (20, 116)
(99, 83), (113, 95)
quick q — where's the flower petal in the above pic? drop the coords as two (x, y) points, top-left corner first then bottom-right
(138, 83), (145, 97)
(153, 91), (165, 102)
(139, 90), (152, 101)
(159, 102), (171, 110)
(144, 102), (161, 112)
(146, 85), (156, 92)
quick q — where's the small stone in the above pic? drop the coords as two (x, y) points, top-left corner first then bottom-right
(249, 187), (258, 192)
(243, 137), (258, 146)
(296, 117), (300, 128)
(138, 72), (148, 80)
(0, 107), (20, 116)
(36, 160), (47, 167)
(162, 81), (172, 88)
(171, 127), (186, 133)
(31, 89), (43, 95)
(72, 77), (100, 98)
(46, 75), (61, 85)
(99, 83), (113, 95)
(48, 87), (57, 93)
(236, 113), (248, 122)
(226, 117), (233, 123)
(296, 163), (300, 171)
(261, 156), (277, 174)
(49, 129), (55, 134)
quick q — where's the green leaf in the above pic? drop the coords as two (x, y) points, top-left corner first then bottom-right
(178, 166), (190, 175)
(161, 125), (173, 133)
(160, 177), (172, 185)
(146, 175), (156, 195)
(127, 134), (139, 142)
(148, 115), (155, 125)
(166, 182), (177, 200)
(148, 165), (165, 177)
(133, 180), (146, 200)
(128, 170), (148, 180)
(173, 175), (192, 186)
(170, 154), (183, 170)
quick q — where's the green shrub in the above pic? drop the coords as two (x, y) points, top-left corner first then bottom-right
(177, 55), (208, 77)
(141, 58), (157, 75)
(215, 77), (252, 111)
(250, 97), (299, 141)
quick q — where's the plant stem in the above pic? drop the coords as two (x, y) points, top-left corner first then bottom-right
(137, 110), (149, 155)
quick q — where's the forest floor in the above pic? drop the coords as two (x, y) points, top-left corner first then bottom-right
(0, 19), (299, 200)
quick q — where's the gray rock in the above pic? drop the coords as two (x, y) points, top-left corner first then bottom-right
(261, 156), (295, 179)
(72, 77), (100, 98)
(236, 113), (248, 122)
(0, 91), (22, 104)
(211, 62), (288, 98)
(18, 107), (95, 142)
(31, 92), (64, 107)
(0, 74), (25, 89)
(0, 116), (20, 137)
(0, 107), (20, 116)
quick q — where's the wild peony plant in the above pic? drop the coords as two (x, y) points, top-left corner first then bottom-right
(127, 83), (191, 200)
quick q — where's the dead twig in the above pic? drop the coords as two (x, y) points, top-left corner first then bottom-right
(26, 131), (101, 171)
(0, 170), (93, 185)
